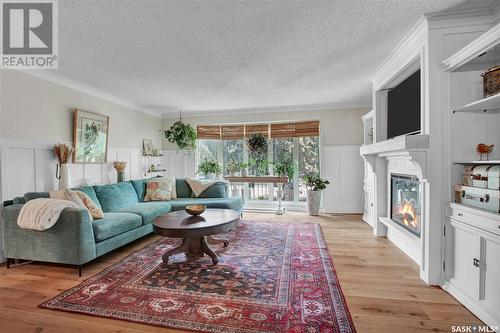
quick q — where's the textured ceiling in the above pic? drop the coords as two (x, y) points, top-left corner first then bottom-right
(50, 0), (474, 116)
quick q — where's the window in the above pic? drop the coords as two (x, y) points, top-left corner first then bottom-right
(196, 121), (320, 204)
(223, 139), (244, 175)
(198, 139), (220, 162)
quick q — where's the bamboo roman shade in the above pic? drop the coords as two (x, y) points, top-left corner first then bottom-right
(221, 125), (245, 140)
(197, 125), (221, 139)
(197, 121), (319, 140)
(245, 124), (269, 138)
(270, 121), (320, 138)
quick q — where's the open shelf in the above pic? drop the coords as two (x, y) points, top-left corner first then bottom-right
(453, 93), (500, 113)
(442, 22), (500, 72)
(453, 160), (500, 165)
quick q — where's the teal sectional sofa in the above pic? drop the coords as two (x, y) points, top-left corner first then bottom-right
(2, 178), (243, 276)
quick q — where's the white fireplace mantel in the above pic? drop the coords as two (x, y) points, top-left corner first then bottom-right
(360, 134), (429, 177)
(360, 134), (429, 156)
(360, 134), (429, 280)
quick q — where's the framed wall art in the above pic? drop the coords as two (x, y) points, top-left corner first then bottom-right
(73, 109), (109, 163)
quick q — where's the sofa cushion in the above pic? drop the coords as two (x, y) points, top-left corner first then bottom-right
(169, 197), (244, 212)
(73, 186), (102, 209)
(92, 212), (142, 241)
(198, 182), (227, 198)
(175, 178), (193, 198)
(94, 182), (139, 212)
(24, 192), (49, 202)
(13, 196), (26, 205)
(115, 202), (172, 225)
(129, 178), (149, 202)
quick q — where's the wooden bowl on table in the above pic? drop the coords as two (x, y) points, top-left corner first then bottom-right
(185, 204), (206, 216)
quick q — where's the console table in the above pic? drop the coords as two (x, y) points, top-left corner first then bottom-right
(224, 176), (288, 214)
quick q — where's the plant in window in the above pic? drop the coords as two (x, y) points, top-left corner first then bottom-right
(273, 159), (296, 181)
(196, 159), (223, 179)
(246, 133), (268, 155)
(239, 162), (248, 176)
(303, 175), (330, 216)
(226, 159), (241, 176)
(249, 158), (269, 176)
(162, 111), (197, 151)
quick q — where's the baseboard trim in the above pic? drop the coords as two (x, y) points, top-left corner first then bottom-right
(441, 281), (498, 328)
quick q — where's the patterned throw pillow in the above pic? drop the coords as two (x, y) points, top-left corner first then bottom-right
(144, 180), (173, 201)
(49, 189), (92, 219)
(74, 190), (104, 219)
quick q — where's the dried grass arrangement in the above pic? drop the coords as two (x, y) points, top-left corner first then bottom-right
(53, 143), (74, 164)
(113, 161), (127, 172)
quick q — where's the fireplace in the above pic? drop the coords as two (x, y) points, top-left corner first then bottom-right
(390, 174), (421, 237)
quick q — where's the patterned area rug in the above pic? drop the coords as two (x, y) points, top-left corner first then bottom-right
(40, 221), (356, 333)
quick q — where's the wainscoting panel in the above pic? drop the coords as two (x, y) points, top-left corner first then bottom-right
(0, 140), (147, 199)
(321, 145), (364, 213)
(35, 148), (58, 192)
(1, 147), (36, 200)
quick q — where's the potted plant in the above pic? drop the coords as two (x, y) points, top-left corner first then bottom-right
(273, 159), (296, 200)
(162, 111), (197, 151)
(303, 175), (330, 216)
(226, 159), (240, 176)
(196, 159), (222, 179)
(249, 157), (269, 176)
(239, 162), (248, 176)
(246, 133), (268, 155)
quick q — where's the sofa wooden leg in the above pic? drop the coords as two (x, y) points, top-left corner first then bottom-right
(77, 265), (82, 277)
(6, 258), (10, 269)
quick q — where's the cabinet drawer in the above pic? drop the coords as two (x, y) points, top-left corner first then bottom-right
(449, 204), (500, 236)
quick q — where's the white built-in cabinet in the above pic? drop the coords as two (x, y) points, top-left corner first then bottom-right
(442, 21), (500, 328)
(445, 203), (500, 327)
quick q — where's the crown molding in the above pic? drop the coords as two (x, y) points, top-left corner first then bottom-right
(369, 17), (426, 89)
(18, 70), (162, 118)
(160, 102), (372, 119)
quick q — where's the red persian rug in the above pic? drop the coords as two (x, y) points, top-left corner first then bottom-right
(40, 221), (356, 333)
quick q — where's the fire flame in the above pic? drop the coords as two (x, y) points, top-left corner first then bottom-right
(399, 200), (418, 230)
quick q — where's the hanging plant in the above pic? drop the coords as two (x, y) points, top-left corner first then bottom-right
(162, 110), (197, 151)
(246, 132), (268, 155)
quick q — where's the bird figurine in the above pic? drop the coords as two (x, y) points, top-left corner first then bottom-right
(477, 143), (494, 161)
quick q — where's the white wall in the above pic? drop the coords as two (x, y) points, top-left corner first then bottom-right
(0, 71), (163, 262)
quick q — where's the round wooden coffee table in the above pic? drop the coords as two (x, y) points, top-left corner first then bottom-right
(152, 209), (240, 265)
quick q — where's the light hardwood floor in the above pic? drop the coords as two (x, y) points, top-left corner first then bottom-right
(0, 212), (481, 333)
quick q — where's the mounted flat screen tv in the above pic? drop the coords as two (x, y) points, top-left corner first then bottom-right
(387, 69), (421, 139)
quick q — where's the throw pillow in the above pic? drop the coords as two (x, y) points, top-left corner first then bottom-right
(74, 190), (104, 219)
(144, 180), (173, 201)
(50, 189), (94, 221)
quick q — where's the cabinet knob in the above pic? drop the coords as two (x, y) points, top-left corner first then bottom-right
(473, 258), (480, 267)
(457, 213), (463, 217)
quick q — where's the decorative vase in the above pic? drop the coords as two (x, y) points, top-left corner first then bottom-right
(307, 190), (321, 216)
(205, 173), (215, 180)
(117, 171), (125, 183)
(57, 163), (72, 190)
(241, 169), (247, 177)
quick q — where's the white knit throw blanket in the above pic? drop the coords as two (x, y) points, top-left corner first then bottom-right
(185, 177), (220, 197)
(17, 198), (78, 231)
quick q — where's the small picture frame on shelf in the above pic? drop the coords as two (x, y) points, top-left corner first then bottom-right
(143, 139), (153, 156)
